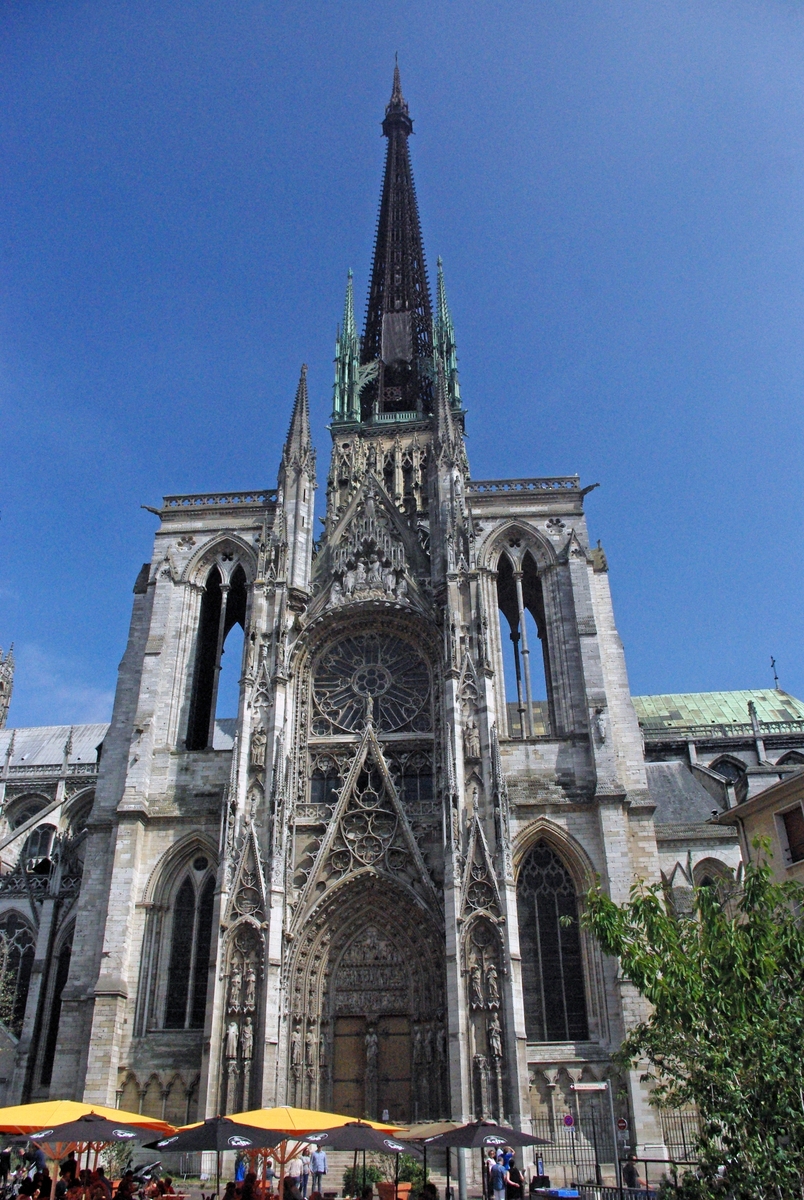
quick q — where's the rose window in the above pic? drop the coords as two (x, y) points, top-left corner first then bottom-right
(312, 632), (431, 735)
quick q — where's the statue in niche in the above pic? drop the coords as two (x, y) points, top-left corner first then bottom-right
(328, 579), (344, 608)
(487, 1013), (503, 1060)
(412, 1025), (423, 1064)
(354, 560), (367, 590)
(244, 961), (257, 1010)
(226, 1020), (239, 1059)
(424, 1024), (434, 1064)
(291, 1025), (302, 1065)
(464, 719), (481, 761)
(368, 555), (383, 587)
(228, 964), (243, 1011)
(395, 575), (408, 602)
(241, 1016), (254, 1060)
(383, 566), (396, 594)
(305, 1027), (316, 1065)
(250, 726), (267, 770)
(469, 962), (484, 1010)
(486, 962), (500, 1010)
(344, 567), (356, 596)
(365, 1027), (378, 1069)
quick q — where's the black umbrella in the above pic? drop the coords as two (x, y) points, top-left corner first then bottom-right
(146, 1117), (286, 1199)
(424, 1120), (550, 1200)
(306, 1123), (422, 1195)
(30, 1113), (147, 1145)
(423, 1121), (549, 1149)
(305, 1124), (420, 1155)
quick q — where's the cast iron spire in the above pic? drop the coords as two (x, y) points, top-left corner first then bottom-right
(361, 63), (433, 419)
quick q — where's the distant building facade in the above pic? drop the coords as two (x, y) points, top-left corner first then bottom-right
(1, 71), (803, 1171)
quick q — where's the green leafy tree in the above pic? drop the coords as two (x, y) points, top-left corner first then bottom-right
(583, 844), (804, 1200)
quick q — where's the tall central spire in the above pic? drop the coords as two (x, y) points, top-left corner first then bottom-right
(360, 63), (433, 420)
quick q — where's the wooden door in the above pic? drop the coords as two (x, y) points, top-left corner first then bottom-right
(377, 1015), (411, 1123)
(332, 1015), (366, 1117)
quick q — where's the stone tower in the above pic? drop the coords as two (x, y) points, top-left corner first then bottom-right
(46, 68), (666, 1157)
(0, 647), (13, 729)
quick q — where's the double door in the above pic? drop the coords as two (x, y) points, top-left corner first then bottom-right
(332, 1014), (411, 1122)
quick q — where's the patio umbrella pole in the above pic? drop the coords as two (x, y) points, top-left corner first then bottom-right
(353, 1150), (358, 1195)
(362, 1149), (366, 1192)
(445, 1148), (449, 1200)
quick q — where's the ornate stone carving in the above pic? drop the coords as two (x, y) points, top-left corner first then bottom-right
(311, 631), (431, 736)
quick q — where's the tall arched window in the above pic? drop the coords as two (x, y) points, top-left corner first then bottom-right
(40, 931), (73, 1085)
(497, 549), (551, 738)
(516, 841), (588, 1042)
(0, 912), (36, 1037)
(164, 870), (216, 1029)
(187, 564), (248, 751)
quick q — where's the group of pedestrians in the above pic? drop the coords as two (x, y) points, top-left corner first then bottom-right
(486, 1147), (525, 1200)
(226, 1145), (328, 1200)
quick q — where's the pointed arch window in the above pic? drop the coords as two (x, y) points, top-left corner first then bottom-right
(0, 912), (35, 1037)
(516, 841), (588, 1042)
(165, 872), (216, 1029)
(40, 930), (73, 1085)
(187, 564), (248, 750)
(497, 549), (552, 739)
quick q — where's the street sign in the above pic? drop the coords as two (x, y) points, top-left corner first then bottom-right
(563, 1114), (574, 1127)
(617, 1118), (628, 1132)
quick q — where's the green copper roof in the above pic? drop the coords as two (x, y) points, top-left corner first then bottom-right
(632, 690), (804, 731)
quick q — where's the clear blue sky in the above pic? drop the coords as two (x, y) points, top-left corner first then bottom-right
(2, 0), (803, 727)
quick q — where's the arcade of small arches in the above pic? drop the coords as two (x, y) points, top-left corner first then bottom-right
(117, 1070), (201, 1126)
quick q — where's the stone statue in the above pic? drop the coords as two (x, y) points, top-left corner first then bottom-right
(464, 718), (481, 760)
(305, 1027), (315, 1064)
(244, 961), (257, 1009)
(328, 579), (344, 608)
(226, 1019), (239, 1059)
(291, 1025), (302, 1064)
(228, 964), (243, 1011)
(241, 1016), (254, 1060)
(383, 566), (396, 594)
(486, 962), (500, 1009)
(469, 962), (484, 1010)
(365, 1026), (378, 1067)
(487, 1013), (503, 1060)
(250, 726), (267, 769)
(344, 568), (356, 596)
(355, 559), (367, 590)
(395, 574), (408, 602)
(368, 555), (383, 587)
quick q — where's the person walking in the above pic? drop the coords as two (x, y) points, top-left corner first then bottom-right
(489, 1156), (508, 1200)
(299, 1151), (311, 1199)
(310, 1148), (327, 1195)
(622, 1156), (641, 1190)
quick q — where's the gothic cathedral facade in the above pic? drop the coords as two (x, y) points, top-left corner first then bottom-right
(39, 69), (676, 1149)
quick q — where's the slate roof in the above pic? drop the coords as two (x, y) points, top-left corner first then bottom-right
(632, 689), (804, 731)
(0, 723), (109, 766)
(645, 761), (717, 825)
(0, 719), (238, 762)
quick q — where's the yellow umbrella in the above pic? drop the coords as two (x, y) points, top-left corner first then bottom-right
(0, 1100), (173, 1136)
(229, 1108), (401, 1198)
(232, 1107), (399, 1133)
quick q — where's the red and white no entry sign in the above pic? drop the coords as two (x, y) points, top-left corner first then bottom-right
(617, 1118), (628, 1131)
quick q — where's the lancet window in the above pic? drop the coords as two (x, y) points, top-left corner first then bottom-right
(496, 550), (552, 739)
(0, 912), (35, 1037)
(516, 841), (588, 1042)
(187, 564), (248, 751)
(40, 930), (73, 1085)
(164, 867), (216, 1029)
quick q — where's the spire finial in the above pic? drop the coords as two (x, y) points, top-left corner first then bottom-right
(283, 363), (312, 463)
(386, 57), (409, 118)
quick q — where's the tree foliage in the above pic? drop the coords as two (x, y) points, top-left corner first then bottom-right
(583, 844), (804, 1199)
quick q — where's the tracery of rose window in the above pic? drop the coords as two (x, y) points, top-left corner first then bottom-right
(311, 632), (431, 736)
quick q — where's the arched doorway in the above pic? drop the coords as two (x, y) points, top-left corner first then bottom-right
(289, 877), (446, 1123)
